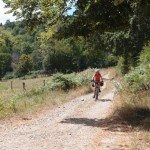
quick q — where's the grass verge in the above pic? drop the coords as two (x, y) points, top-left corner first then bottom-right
(1, 68), (108, 120)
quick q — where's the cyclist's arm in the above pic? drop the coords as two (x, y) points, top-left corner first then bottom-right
(92, 73), (95, 81)
(100, 73), (103, 81)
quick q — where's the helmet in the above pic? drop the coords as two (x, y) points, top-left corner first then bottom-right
(95, 69), (99, 73)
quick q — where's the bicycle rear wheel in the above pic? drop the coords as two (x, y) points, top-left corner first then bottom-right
(95, 87), (99, 100)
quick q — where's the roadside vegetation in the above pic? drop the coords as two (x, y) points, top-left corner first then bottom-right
(0, 0), (150, 148)
(0, 68), (108, 119)
(112, 44), (150, 149)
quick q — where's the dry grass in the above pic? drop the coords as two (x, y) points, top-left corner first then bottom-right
(1, 76), (51, 92)
(112, 90), (150, 122)
(0, 67), (116, 119)
(0, 76), (51, 99)
(0, 68), (110, 120)
(0, 85), (91, 119)
(0, 68), (100, 120)
(94, 67), (150, 149)
(111, 83), (150, 149)
(0, 89), (91, 119)
(130, 131), (150, 149)
(14, 85), (91, 115)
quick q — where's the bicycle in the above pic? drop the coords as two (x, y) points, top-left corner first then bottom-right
(92, 80), (103, 100)
(94, 82), (100, 100)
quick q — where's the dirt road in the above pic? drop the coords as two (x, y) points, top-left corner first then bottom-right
(2, 70), (145, 150)
(0, 75), (118, 150)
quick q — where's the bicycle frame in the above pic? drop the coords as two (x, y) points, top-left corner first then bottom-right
(94, 82), (100, 100)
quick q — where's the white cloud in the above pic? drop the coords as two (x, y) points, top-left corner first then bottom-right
(0, 0), (16, 24)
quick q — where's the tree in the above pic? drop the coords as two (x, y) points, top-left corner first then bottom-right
(3, 0), (150, 73)
(4, 20), (15, 29)
(0, 53), (11, 79)
(0, 26), (14, 78)
(15, 54), (33, 77)
(0, 27), (13, 53)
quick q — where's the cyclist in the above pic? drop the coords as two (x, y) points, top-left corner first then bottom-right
(92, 69), (103, 98)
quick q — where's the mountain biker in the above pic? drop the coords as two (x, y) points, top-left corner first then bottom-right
(92, 69), (103, 98)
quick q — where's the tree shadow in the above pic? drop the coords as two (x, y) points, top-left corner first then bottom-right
(61, 107), (150, 131)
(60, 117), (133, 132)
(96, 99), (112, 102)
(121, 108), (150, 131)
(60, 106), (150, 131)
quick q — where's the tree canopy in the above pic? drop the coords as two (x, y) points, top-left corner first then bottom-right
(0, 0), (150, 78)
(3, 0), (150, 34)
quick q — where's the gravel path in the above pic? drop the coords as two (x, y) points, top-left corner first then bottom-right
(0, 75), (116, 150)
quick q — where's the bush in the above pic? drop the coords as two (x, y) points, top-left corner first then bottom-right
(116, 56), (126, 76)
(124, 44), (150, 92)
(0, 84), (8, 90)
(0, 53), (12, 79)
(47, 69), (93, 91)
(15, 54), (33, 77)
(27, 70), (46, 76)
(2, 72), (16, 80)
(114, 43), (150, 126)
(26, 87), (45, 97)
(0, 97), (17, 115)
(47, 73), (76, 91)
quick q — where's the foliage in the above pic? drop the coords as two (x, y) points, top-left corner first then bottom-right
(15, 54), (33, 77)
(0, 68), (94, 118)
(113, 44), (150, 129)
(114, 89), (150, 129)
(0, 53), (12, 79)
(40, 34), (116, 73)
(47, 68), (93, 91)
(0, 84), (8, 90)
(26, 87), (45, 97)
(27, 70), (45, 76)
(4, 0), (150, 34)
(2, 0), (132, 32)
(48, 73), (76, 91)
(1, 0), (150, 77)
(0, 26), (13, 53)
(124, 43), (150, 92)
(116, 56), (126, 75)
(0, 97), (17, 114)
(0, 27), (14, 79)
(1, 20), (116, 78)
(2, 72), (16, 80)
(2, 21), (42, 74)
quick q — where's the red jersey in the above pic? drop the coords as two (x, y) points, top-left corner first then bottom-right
(94, 73), (101, 81)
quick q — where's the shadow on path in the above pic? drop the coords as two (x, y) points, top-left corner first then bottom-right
(60, 117), (132, 132)
(96, 99), (112, 102)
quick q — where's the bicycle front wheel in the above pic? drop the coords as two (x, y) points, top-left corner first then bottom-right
(95, 87), (99, 100)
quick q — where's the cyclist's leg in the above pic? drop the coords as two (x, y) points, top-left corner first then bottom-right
(99, 81), (101, 92)
(93, 81), (96, 98)
(99, 87), (101, 92)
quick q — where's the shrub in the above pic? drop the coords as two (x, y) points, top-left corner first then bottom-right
(27, 70), (46, 76)
(0, 53), (12, 79)
(27, 87), (45, 97)
(48, 73), (76, 91)
(47, 69), (93, 91)
(124, 44), (150, 92)
(114, 43), (150, 126)
(0, 98), (4, 111)
(2, 72), (16, 80)
(0, 84), (8, 90)
(15, 54), (33, 77)
(0, 97), (17, 115)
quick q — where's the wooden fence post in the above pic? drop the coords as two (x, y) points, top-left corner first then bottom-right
(43, 80), (45, 86)
(11, 81), (13, 90)
(22, 82), (26, 91)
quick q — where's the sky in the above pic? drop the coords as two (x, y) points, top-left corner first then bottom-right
(0, 0), (16, 24)
(0, 0), (75, 25)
